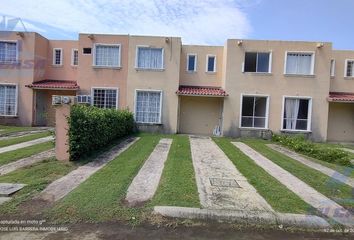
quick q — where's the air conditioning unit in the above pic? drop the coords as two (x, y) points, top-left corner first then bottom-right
(75, 95), (91, 104)
(52, 95), (62, 105)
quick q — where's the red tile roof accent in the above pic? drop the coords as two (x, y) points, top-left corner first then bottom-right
(26, 80), (79, 90)
(176, 86), (228, 97)
(328, 92), (354, 102)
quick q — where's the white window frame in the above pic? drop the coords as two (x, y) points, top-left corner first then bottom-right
(344, 59), (354, 78)
(92, 43), (121, 68)
(206, 54), (216, 73)
(0, 40), (19, 64)
(135, 45), (165, 70)
(242, 51), (272, 73)
(281, 95), (312, 132)
(71, 48), (79, 66)
(90, 87), (119, 110)
(52, 48), (63, 66)
(239, 93), (270, 130)
(284, 51), (315, 75)
(134, 89), (163, 124)
(0, 83), (18, 116)
(330, 59), (335, 78)
(186, 53), (197, 72)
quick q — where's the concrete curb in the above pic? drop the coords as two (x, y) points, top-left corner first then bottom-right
(154, 206), (331, 229)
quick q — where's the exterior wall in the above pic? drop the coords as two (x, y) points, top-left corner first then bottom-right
(330, 50), (354, 92)
(180, 45), (223, 87)
(76, 34), (129, 109)
(44, 40), (78, 81)
(178, 96), (223, 135)
(0, 32), (36, 126)
(126, 36), (181, 133)
(33, 33), (49, 82)
(327, 102), (354, 142)
(222, 39), (332, 141)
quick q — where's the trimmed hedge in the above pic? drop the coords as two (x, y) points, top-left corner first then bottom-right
(272, 134), (352, 166)
(68, 105), (135, 161)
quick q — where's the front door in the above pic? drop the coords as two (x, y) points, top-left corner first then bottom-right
(35, 91), (47, 126)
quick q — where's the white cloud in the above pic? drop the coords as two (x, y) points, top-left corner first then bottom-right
(0, 0), (256, 44)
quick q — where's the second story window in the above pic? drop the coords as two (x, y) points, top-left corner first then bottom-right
(206, 55), (216, 72)
(94, 44), (121, 68)
(345, 59), (354, 77)
(136, 47), (164, 70)
(187, 54), (197, 72)
(0, 41), (17, 64)
(244, 52), (271, 73)
(71, 49), (79, 66)
(53, 48), (63, 66)
(285, 52), (314, 75)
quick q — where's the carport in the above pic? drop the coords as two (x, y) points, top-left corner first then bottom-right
(176, 86), (228, 136)
(327, 92), (354, 142)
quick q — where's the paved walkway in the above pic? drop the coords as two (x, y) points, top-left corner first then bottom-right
(267, 144), (354, 188)
(37, 137), (139, 202)
(189, 136), (273, 212)
(0, 149), (55, 175)
(0, 136), (54, 154)
(233, 142), (354, 227)
(125, 138), (172, 206)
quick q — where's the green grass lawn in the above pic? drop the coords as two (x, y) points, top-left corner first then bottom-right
(48, 134), (160, 223)
(150, 135), (200, 208)
(244, 139), (354, 209)
(213, 137), (312, 214)
(0, 125), (37, 135)
(0, 158), (76, 215)
(0, 142), (54, 166)
(0, 131), (52, 148)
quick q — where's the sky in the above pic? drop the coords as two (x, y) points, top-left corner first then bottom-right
(0, 0), (353, 49)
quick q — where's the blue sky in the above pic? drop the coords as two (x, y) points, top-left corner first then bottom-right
(0, 0), (353, 49)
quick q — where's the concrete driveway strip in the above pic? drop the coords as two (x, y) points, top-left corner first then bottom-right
(189, 136), (273, 212)
(267, 144), (354, 188)
(0, 149), (55, 175)
(0, 136), (54, 154)
(233, 142), (354, 227)
(37, 137), (139, 202)
(125, 138), (172, 206)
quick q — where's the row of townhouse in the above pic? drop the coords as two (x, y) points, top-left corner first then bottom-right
(0, 31), (354, 142)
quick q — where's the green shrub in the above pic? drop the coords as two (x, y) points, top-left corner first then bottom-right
(272, 134), (352, 166)
(68, 105), (135, 161)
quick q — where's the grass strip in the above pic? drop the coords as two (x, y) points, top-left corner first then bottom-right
(150, 135), (200, 208)
(0, 142), (54, 166)
(0, 158), (75, 214)
(213, 137), (312, 214)
(243, 139), (354, 209)
(0, 131), (52, 148)
(48, 134), (160, 223)
(0, 125), (36, 135)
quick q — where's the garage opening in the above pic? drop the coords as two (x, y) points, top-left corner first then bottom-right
(176, 86), (228, 136)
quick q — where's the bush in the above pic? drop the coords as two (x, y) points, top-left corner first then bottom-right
(272, 134), (352, 166)
(68, 105), (135, 161)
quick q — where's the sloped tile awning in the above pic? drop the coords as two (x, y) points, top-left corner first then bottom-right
(25, 80), (79, 90)
(328, 92), (354, 103)
(176, 86), (228, 97)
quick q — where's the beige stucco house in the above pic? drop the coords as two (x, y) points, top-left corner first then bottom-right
(0, 31), (353, 142)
